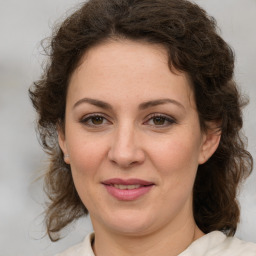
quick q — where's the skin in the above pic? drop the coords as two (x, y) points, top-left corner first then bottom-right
(58, 39), (220, 256)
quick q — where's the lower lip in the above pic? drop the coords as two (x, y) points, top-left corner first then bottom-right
(104, 185), (153, 201)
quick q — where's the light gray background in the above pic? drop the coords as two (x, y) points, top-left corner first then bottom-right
(0, 0), (255, 255)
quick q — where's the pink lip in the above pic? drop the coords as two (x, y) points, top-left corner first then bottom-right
(102, 178), (154, 201)
(102, 178), (154, 186)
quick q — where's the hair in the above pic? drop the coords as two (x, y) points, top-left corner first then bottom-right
(29, 0), (253, 241)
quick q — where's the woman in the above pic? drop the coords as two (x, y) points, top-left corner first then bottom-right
(29, 0), (256, 255)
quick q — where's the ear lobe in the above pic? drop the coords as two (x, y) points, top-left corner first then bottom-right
(198, 126), (221, 165)
(57, 125), (70, 164)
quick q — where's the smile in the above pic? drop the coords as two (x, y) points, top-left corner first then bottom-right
(112, 184), (142, 190)
(102, 178), (154, 201)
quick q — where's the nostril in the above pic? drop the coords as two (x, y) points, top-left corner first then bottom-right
(107, 139), (146, 168)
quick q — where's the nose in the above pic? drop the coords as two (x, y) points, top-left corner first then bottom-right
(107, 124), (145, 168)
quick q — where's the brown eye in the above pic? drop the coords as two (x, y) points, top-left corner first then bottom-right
(152, 116), (166, 125)
(81, 114), (110, 127)
(91, 116), (104, 125)
(144, 114), (176, 128)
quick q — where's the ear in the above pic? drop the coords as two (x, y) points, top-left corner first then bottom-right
(57, 125), (70, 164)
(198, 123), (221, 165)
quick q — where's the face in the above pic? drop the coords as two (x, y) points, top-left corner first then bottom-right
(59, 40), (219, 236)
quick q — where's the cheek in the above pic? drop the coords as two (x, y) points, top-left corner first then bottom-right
(148, 132), (202, 186)
(152, 137), (200, 169)
(67, 133), (107, 178)
(150, 137), (201, 209)
(68, 139), (106, 207)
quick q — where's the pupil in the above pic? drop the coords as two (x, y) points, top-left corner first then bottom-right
(154, 117), (165, 125)
(92, 116), (103, 124)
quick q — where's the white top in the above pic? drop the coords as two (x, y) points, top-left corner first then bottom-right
(55, 231), (256, 256)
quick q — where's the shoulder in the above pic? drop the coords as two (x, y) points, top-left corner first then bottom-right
(180, 231), (256, 256)
(218, 235), (256, 255)
(54, 231), (256, 256)
(55, 233), (95, 256)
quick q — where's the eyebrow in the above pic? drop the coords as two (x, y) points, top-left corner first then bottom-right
(73, 98), (113, 110)
(73, 97), (185, 110)
(138, 98), (185, 110)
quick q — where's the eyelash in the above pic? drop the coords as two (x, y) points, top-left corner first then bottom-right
(80, 113), (176, 128)
(144, 113), (176, 127)
(80, 113), (111, 127)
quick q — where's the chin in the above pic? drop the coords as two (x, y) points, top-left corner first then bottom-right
(101, 209), (157, 236)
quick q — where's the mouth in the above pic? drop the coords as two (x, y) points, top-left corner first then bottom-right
(102, 178), (155, 201)
(111, 184), (142, 190)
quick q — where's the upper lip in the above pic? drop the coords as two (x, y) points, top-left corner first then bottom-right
(102, 178), (154, 186)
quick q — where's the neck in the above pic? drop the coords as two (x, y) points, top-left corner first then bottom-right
(92, 217), (204, 256)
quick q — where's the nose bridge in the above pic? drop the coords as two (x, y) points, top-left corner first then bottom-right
(108, 121), (145, 167)
(116, 121), (135, 148)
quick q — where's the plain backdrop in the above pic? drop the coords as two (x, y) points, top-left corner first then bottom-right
(0, 0), (255, 255)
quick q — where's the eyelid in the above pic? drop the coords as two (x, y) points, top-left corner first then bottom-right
(144, 113), (177, 127)
(79, 112), (176, 128)
(80, 113), (112, 127)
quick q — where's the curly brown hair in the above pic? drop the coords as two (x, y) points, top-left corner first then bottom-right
(29, 0), (253, 241)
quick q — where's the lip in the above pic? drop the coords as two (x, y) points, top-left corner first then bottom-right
(102, 178), (155, 201)
(102, 178), (154, 186)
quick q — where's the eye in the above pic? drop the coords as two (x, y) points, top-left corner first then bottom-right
(145, 114), (176, 127)
(80, 114), (111, 127)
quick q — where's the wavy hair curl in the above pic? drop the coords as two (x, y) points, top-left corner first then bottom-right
(29, 0), (253, 241)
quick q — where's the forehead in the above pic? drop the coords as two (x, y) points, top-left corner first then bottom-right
(76, 39), (169, 78)
(68, 39), (195, 109)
